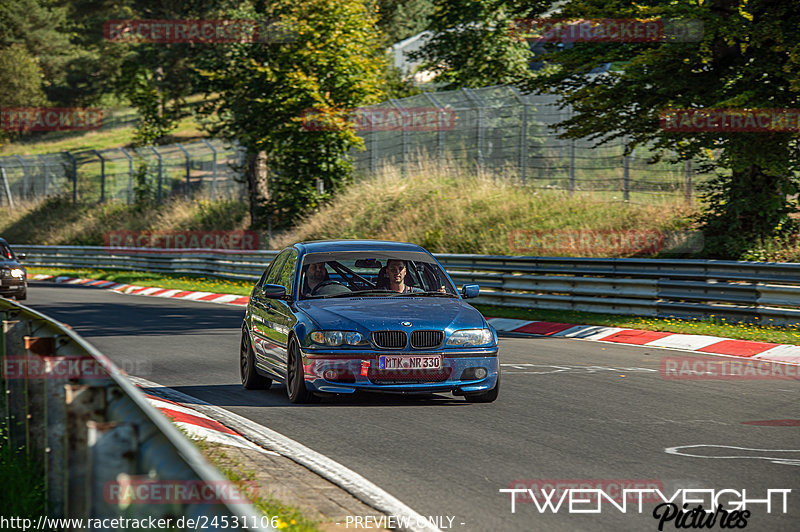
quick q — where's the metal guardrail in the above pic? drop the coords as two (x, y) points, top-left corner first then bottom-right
(15, 245), (800, 326)
(1, 298), (269, 529)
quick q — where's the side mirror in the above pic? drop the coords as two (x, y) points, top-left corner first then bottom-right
(17, 253), (26, 261)
(262, 283), (287, 299)
(461, 284), (480, 299)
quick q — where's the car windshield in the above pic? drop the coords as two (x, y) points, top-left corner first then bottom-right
(298, 250), (458, 299)
(0, 243), (13, 260)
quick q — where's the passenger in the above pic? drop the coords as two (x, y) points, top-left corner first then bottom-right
(376, 259), (423, 293)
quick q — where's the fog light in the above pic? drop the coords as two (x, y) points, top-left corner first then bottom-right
(460, 367), (488, 380)
(323, 370), (338, 380)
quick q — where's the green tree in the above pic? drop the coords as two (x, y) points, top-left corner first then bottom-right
(200, 0), (386, 227)
(375, 0), (434, 43)
(420, 0), (800, 259)
(410, 0), (536, 88)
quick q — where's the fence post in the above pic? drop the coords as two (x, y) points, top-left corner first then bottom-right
(120, 148), (133, 205)
(462, 88), (484, 171)
(509, 87), (528, 184)
(201, 139), (218, 199)
(64, 151), (77, 204)
(37, 154), (48, 197)
(0, 166), (15, 208)
(149, 146), (163, 205)
(684, 159), (693, 204)
(93, 150), (106, 203)
(424, 92), (447, 167)
(622, 141), (631, 203)
(13, 155), (28, 200)
(389, 100), (409, 175)
(176, 144), (191, 199)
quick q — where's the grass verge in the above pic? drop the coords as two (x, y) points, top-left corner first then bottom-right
(0, 410), (47, 517)
(191, 437), (321, 532)
(29, 267), (800, 345)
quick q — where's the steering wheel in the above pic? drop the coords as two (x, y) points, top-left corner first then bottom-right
(310, 280), (344, 296)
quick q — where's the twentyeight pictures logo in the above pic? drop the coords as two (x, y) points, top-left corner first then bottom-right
(1, 108), (103, 131)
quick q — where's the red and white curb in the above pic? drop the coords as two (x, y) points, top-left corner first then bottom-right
(32, 274), (800, 366)
(31, 274), (250, 306)
(487, 318), (800, 366)
(141, 390), (277, 456)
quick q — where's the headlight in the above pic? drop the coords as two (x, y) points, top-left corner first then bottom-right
(310, 331), (367, 347)
(10, 268), (24, 279)
(446, 328), (493, 347)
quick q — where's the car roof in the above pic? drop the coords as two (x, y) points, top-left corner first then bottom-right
(293, 239), (427, 254)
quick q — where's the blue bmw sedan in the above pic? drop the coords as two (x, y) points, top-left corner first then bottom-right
(240, 240), (499, 403)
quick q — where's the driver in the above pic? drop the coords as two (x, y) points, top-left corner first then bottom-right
(303, 262), (329, 295)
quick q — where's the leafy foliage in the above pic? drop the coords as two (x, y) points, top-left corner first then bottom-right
(199, 0), (386, 228)
(419, 0), (800, 258)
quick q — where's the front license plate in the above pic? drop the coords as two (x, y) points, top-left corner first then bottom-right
(379, 355), (442, 371)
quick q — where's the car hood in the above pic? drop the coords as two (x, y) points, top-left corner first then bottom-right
(297, 297), (486, 332)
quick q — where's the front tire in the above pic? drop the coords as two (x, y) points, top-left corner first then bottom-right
(464, 374), (499, 403)
(286, 337), (315, 404)
(240, 327), (271, 390)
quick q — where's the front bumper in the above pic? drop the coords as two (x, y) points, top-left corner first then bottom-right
(300, 347), (499, 395)
(0, 278), (26, 297)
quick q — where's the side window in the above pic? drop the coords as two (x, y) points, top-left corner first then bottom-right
(277, 250), (298, 295)
(264, 252), (289, 286)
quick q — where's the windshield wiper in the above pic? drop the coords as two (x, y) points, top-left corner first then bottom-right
(311, 290), (398, 299)
(398, 291), (457, 297)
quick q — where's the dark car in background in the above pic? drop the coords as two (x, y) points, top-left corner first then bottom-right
(240, 240), (499, 403)
(0, 238), (27, 300)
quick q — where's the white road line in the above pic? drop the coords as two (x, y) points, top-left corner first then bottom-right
(129, 376), (442, 532)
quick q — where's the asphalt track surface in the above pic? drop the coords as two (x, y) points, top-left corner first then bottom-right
(26, 284), (800, 531)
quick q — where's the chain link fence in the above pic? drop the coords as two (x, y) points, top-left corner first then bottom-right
(1, 85), (707, 207)
(352, 85), (706, 204)
(0, 139), (245, 206)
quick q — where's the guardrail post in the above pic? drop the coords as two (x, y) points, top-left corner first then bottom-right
(65, 384), (106, 521)
(63, 151), (78, 204)
(88, 419), (137, 519)
(4, 319), (29, 454)
(176, 144), (191, 199)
